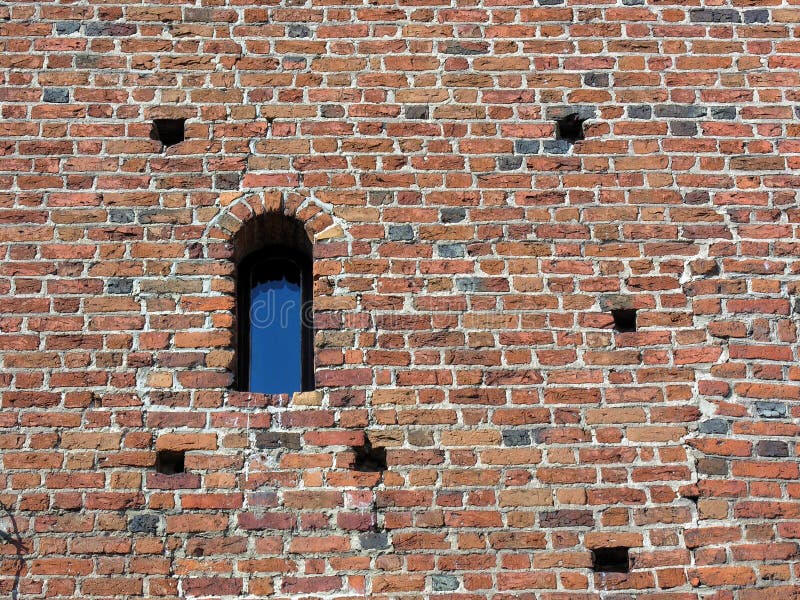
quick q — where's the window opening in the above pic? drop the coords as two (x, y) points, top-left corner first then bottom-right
(237, 248), (313, 394)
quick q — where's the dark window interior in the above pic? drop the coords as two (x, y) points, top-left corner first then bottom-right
(237, 248), (313, 394)
(156, 450), (185, 475)
(611, 308), (637, 332)
(592, 547), (630, 573)
(151, 118), (186, 147)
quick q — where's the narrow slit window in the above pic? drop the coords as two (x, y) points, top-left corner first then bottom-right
(237, 248), (312, 394)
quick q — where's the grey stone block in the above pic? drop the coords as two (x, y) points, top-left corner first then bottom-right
(757, 440), (789, 457)
(755, 401), (787, 419)
(109, 209), (135, 224)
(437, 244), (465, 259)
(744, 9), (769, 24)
(388, 225), (414, 241)
(288, 24), (311, 38)
(56, 22), (81, 35)
(502, 430), (530, 446)
(498, 155), (523, 170)
(543, 139), (572, 154)
(359, 532), (389, 550)
(654, 105), (707, 119)
(514, 139), (540, 154)
(690, 9), (742, 23)
(584, 73), (609, 88)
(698, 419), (729, 434)
(432, 575), (459, 591)
(107, 278), (133, 295)
(129, 514), (159, 534)
(711, 106), (737, 120)
(545, 105), (597, 121)
(628, 105), (652, 120)
(441, 208), (466, 223)
(43, 88), (69, 104)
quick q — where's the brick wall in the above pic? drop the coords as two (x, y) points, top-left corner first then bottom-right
(1, 0), (799, 597)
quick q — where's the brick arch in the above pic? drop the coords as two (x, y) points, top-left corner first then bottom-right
(203, 189), (348, 245)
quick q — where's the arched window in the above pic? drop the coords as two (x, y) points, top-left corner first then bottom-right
(234, 215), (313, 394)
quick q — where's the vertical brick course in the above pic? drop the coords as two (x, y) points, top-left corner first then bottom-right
(1, 0), (799, 597)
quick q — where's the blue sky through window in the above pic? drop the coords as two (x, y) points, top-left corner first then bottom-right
(249, 275), (302, 394)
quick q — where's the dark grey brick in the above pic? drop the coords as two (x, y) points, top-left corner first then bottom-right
(455, 278), (491, 293)
(288, 24), (311, 37)
(744, 9), (769, 24)
(654, 105), (707, 119)
(514, 139), (540, 154)
(539, 0), (565, 5)
(684, 190), (710, 205)
(545, 105), (597, 121)
(437, 243), (465, 259)
(539, 509), (594, 528)
(84, 22), (138, 36)
(441, 208), (466, 223)
(321, 104), (345, 118)
(699, 419), (729, 434)
(502, 430), (530, 447)
(432, 575), (459, 592)
(442, 41), (488, 55)
(755, 401), (787, 419)
(628, 105), (652, 120)
(690, 9), (742, 23)
(388, 225), (414, 241)
(109, 209), (135, 224)
(129, 514), (159, 534)
(359, 532), (389, 550)
(670, 120), (697, 137)
(757, 440), (789, 457)
(711, 106), (737, 120)
(215, 173), (240, 190)
(56, 22), (81, 35)
(584, 73), (609, 88)
(543, 139), (572, 154)
(697, 458), (728, 476)
(498, 155), (523, 171)
(405, 105), (429, 120)
(622, 0), (644, 4)
(255, 432), (303, 450)
(43, 88), (69, 104)
(107, 278), (133, 295)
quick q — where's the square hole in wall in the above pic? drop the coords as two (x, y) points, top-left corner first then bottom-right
(555, 113), (587, 143)
(611, 309), (637, 332)
(352, 440), (387, 473)
(592, 547), (630, 573)
(155, 450), (185, 475)
(151, 118), (186, 147)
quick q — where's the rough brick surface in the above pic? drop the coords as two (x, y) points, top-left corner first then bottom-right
(1, 0), (799, 598)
